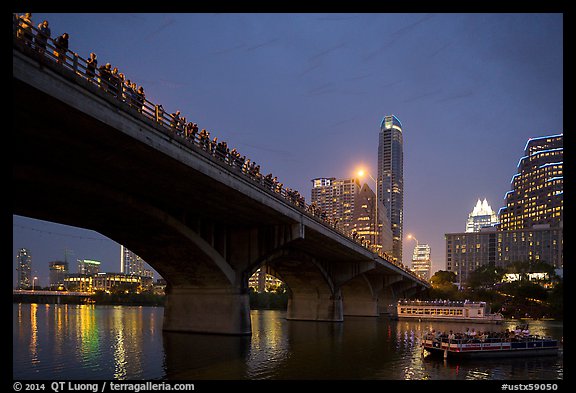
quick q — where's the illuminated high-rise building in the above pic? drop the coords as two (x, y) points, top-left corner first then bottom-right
(446, 133), (563, 285)
(120, 245), (154, 278)
(49, 260), (68, 289)
(121, 245), (144, 276)
(351, 182), (392, 253)
(466, 198), (498, 232)
(498, 134), (563, 230)
(77, 259), (101, 275)
(16, 248), (32, 289)
(378, 114), (403, 263)
(311, 177), (393, 253)
(411, 243), (431, 281)
(311, 177), (361, 233)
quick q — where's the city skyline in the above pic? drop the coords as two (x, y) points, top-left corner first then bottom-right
(12, 13), (563, 287)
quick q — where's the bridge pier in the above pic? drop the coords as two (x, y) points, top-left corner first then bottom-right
(342, 297), (379, 317)
(163, 286), (251, 335)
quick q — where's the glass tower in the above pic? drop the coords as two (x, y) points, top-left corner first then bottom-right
(16, 248), (32, 289)
(121, 245), (145, 276)
(498, 134), (563, 230)
(378, 115), (404, 262)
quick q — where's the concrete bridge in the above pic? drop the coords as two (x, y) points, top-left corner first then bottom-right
(13, 290), (93, 304)
(13, 29), (429, 335)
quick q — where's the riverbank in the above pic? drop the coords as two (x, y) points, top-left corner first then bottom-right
(13, 291), (290, 309)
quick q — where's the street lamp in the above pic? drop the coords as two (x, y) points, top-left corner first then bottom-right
(32, 276), (38, 291)
(357, 168), (379, 252)
(406, 234), (418, 274)
(406, 233), (419, 246)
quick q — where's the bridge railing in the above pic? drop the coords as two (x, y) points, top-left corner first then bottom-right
(13, 15), (428, 286)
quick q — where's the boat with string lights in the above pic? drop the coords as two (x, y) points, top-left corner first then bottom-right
(421, 330), (560, 359)
(391, 299), (503, 324)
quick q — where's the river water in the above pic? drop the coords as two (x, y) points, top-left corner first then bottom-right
(13, 303), (563, 380)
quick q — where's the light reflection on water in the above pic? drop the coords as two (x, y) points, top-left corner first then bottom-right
(13, 304), (563, 380)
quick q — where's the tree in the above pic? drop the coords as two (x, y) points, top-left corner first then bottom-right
(430, 270), (456, 287)
(428, 270), (458, 299)
(467, 264), (506, 289)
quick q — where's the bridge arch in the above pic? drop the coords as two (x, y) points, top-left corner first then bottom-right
(251, 249), (343, 322)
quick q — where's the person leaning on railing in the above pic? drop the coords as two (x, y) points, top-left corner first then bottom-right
(53, 32), (69, 64)
(16, 13), (33, 45)
(34, 20), (50, 54)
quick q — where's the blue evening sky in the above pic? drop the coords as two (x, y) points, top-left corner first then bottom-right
(13, 13), (563, 287)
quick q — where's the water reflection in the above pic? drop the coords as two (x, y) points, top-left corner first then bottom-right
(13, 305), (563, 380)
(13, 304), (165, 380)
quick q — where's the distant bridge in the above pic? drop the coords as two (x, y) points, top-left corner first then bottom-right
(13, 20), (430, 335)
(12, 289), (93, 304)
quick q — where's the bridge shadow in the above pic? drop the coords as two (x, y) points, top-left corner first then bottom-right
(162, 331), (252, 379)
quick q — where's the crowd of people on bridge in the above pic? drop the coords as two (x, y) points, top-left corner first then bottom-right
(14, 13), (414, 278)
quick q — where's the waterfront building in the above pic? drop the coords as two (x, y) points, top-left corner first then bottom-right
(445, 133), (563, 285)
(120, 245), (154, 278)
(64, 274), (93, 292)
(466, 198), (498, 232)
(446, 225), (562, 285)
(16, 248), (32, 289)
(248, 268), (284, 293)
(77, 259), (101, 275)
(92, 272), (153, 292)
(378, 114), (404, 262)
(411, 243), (431, 281)
(120, 245), (144, 276)
(48, 261), (68, 290)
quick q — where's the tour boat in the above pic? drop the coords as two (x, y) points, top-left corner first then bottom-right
(392, 299), (503, 324)
(421, 334), (560, 359)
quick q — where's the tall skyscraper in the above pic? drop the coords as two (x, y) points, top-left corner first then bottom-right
(466, 198), (499, 232)
(16, 248), (32, 289)
(411, 243), (431, 281)
(120, 245), (154, 278)
(498, 134), (563, 231)
(378, 114), (404, 263)
(121, 245), (145, 276)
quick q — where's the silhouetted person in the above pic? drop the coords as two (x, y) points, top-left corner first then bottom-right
(136, 84), (146, 112)
(98, 63), (112, 92)
(16, 13), (33, 45)
(86, 52), (97, 80)
(34, 20), (50, 54)
(54, 32), (69, 64)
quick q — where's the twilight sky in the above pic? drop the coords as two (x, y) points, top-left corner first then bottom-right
(12, 12), (563, 287)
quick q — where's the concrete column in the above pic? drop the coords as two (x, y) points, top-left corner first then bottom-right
(343, 297), (379, 317)
(286, 292), (343, 322)
(163, 286), (251, 335)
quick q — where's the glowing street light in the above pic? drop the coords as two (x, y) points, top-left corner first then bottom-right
(32, 276), (38, 291)
(406, 233), (419, 246)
